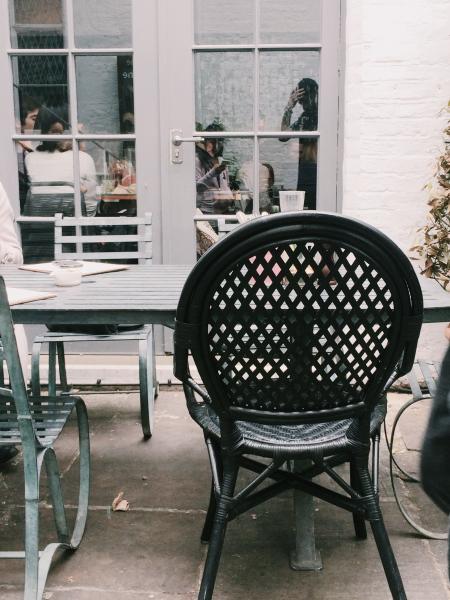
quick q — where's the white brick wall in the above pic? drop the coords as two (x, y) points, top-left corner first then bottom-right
(343, 0), (450, 252)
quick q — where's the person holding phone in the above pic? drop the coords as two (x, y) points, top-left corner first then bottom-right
(195, 122), (233, 214)
(280, 78), (319, 210)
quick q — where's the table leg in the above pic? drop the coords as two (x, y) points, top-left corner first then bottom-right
(289, 459), (323, 571)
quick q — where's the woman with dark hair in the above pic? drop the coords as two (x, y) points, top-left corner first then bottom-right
(281, 78), (319, 210)
(25, 105), (97, 215)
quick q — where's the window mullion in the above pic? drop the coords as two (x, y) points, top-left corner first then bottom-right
(253, 0), (260, 215)
(64, 0), (83, 231)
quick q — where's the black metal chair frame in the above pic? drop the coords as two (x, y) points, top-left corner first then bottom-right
(174, 211), (423, 600)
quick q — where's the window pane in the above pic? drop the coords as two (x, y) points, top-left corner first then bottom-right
(259, 50), (319, 132)
(259, 137), (318, 211)
(76, 55), (134, 135)
(194, 0), (254, 44)
(12, 55), (69, 134)
(73, 0), (132, 48)
(259, 0), (321, 44)
(86, 140), (137, 217)
(195, 51), (254, 132)
(9, 0), (65, 48)
(195, 138), (253, 215)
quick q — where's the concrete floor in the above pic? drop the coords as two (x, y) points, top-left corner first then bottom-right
(0, 389), (449, 600)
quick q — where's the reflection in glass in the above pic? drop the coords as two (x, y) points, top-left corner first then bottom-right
(194, 0), (254, 44)
(12, 55), (69, 134)
(237, 160), (276, 214)
(259, 137), (318, 211)
(260, 0), (321, 44)
(195, 51), (254, 132)
(259, 50), (320, 131)
(9, 0), (65, 48)
(195, 137), (253, 215)
(24, 106), (98, 213)
(83, 140), (137, 217)
(73, 0), (132, 48)
(76, 55), (134, 135)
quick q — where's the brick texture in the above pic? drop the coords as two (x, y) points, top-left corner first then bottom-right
(343, 0), (450, 251)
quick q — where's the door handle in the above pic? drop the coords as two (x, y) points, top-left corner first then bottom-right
(170, 129), (204, 164)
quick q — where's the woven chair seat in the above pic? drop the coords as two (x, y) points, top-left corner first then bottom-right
(189, 396), (386, 457)
(0, 393), (76, 446)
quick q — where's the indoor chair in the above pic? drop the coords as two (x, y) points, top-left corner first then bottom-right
(174, 211), (423, 599)
(21, 182), (86, 264)
(31, 212), (158, 439)
(0, 276), (90, 600)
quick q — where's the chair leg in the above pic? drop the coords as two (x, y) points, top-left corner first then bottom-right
(198, 457), (238, 600)
(45, 399), (90, 549)
(48, 342), (57, 397)
(201, 482), (217, 544)
(151, 329), (159, 399)
(138, 338), (154, 439)
(56, 342), (70, 393)
(23, 452), (40, 600)
(201, 440), (223, 544)
(356, 457), (407, 599)
(350, 458), (367, 539)
(31, 341), (42, 397)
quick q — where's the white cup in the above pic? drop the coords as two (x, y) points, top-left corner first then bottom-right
(279, 190), (305, 212)
(50, 260), (83, 287)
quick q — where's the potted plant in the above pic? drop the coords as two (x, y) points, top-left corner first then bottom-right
(411, 102), (450, 291)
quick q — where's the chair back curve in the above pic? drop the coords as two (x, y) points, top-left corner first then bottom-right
(175, 211), (423, 425)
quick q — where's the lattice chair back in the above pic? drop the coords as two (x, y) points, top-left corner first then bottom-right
(175, 212), (423, 425)
(54, 212), (152, 264)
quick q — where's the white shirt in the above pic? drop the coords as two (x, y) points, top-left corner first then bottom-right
(0, 181), (23, 265)
(25, 149), (98, 216)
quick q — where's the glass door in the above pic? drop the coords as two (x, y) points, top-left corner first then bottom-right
(155, 0), (342, 264)
(6, 0), (139, 263)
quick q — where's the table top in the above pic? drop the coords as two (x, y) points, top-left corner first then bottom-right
(0, 264), (191, 328)
(0, 264), (449, 327)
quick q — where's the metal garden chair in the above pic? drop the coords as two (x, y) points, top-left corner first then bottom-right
(31, 212), (158, 439)
(174, 211), (423, 600)
(0, 276), (90, 600)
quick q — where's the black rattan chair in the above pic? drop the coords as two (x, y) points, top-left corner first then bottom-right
(174, 211), (423, 600)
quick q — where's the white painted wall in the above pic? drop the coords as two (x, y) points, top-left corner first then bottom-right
(343, 0), (450, 252)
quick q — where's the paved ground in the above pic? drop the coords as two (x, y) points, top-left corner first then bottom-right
(0, 388), (449, 599)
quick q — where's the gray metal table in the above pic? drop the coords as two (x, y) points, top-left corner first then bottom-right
(0, 264), (192, 328)
(1, 264), (448, 327)
(1, 264), (449, 570)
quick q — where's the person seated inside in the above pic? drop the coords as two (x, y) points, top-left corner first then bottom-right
(195, 122), (234, 215)
(25, 105), (97, 216)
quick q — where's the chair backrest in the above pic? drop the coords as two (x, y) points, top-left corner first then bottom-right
(23, 182), (86, 217)
(175, 212), (423, 425)
(0, 277), (35, 446)
(54, 212), (152, 264)
(21, 183), (86, 263)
